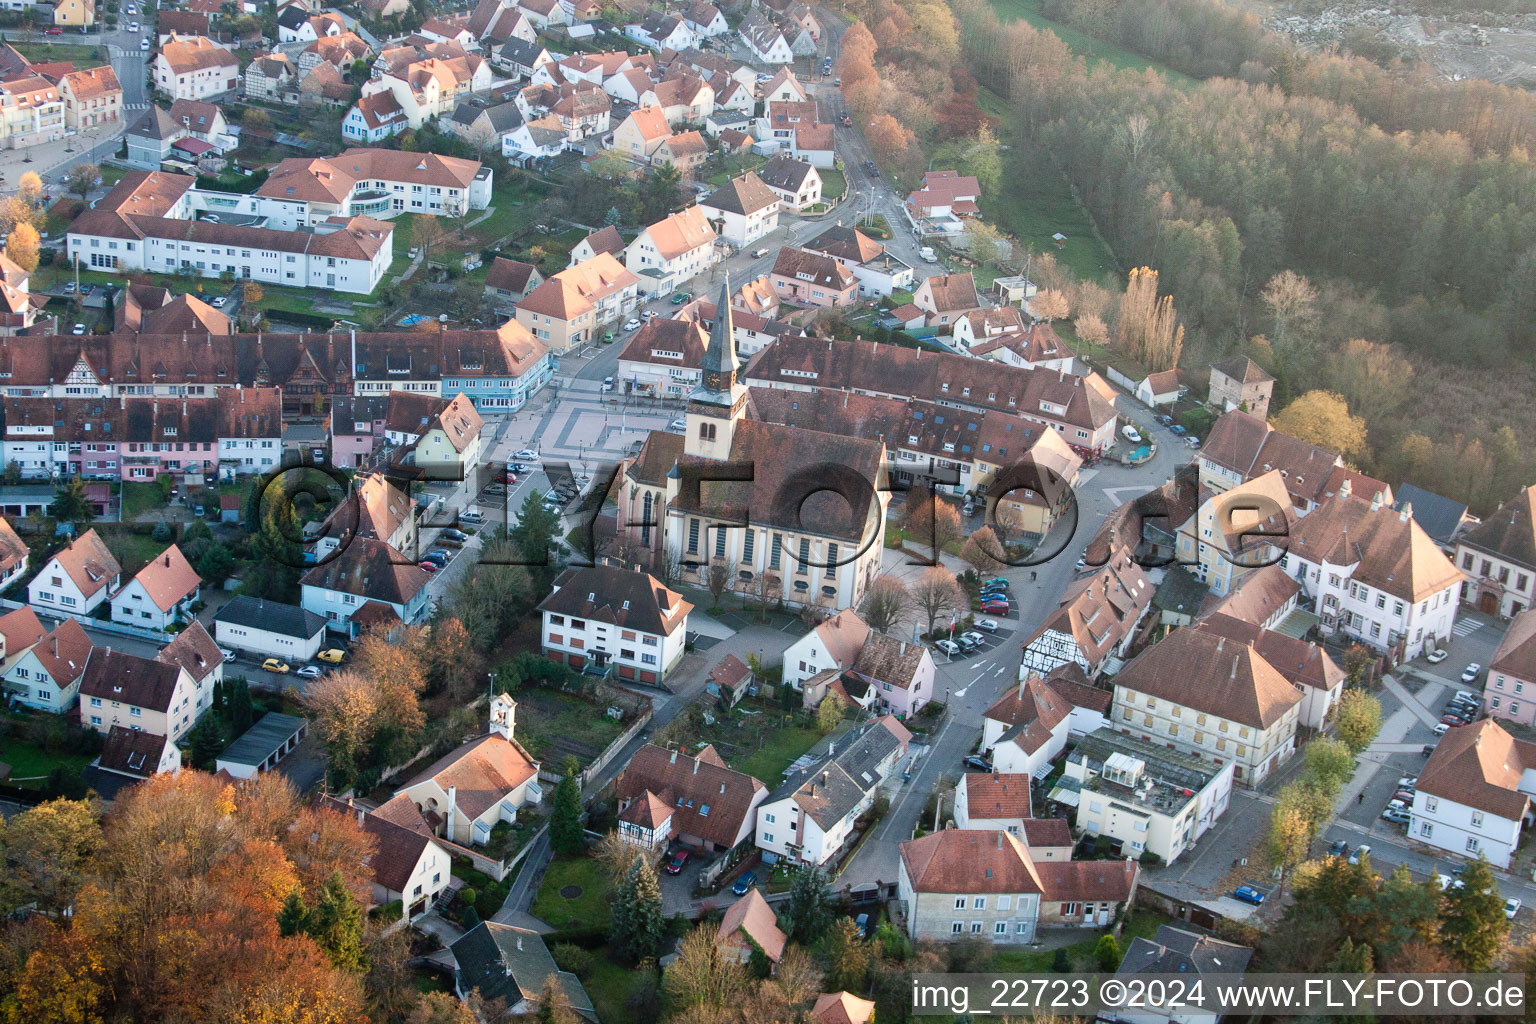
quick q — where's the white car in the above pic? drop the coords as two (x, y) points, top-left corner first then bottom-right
(210, 296), (226, 306)
(220, 648), (237, 663)
(140, 38), (150, 49)
(667, 418), (686, 432)
(642, 309), (658, 319)
(623, 318), (642, 331)
(129, 21), (139, 30)
(71, 323), (86, 335)
(974, 617), (1000, 632)
(1425, 648), (1449, 664)
(1507, 897), (1522, 919)
(1121, 424), (1143, 444)
(514, 449), (538, 461)
(1398, 776), (1418, 788)
(296, 666), (323, 680)
(1347, 845), (1370, 865)
(933, 639), (961, 657)
(1461, 663), (1482, 683)
(601, 376), (614, 392)
(1432, 722), (1450, 735)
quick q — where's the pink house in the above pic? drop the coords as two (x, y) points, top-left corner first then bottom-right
(768, 247), (858, 308)
(846, 630), (935, 718)
(1488, 609), (1536, 726)
(330, 396), (389, 469)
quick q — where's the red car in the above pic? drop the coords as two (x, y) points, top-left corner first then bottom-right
(981, 600), (1010, 614)
(665, 849), (690, 875)
(504, 471), (518, 483)
(45, 26), (62, 34)
(417, 560), (439, 573)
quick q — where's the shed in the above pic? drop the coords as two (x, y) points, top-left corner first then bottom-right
(705, 653), (753, 707)
(216, 712), (308, 779)
(219, 493), (242, 523)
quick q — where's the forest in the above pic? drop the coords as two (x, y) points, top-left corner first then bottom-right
(919, 0), (1536, 514)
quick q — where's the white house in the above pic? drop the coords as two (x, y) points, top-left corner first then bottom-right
(537, 564), (691, 684)
(682, 0), (728, 37)
(982, 671), (1110, 779)
(300, 537), (432, 637)
(953, 772), (1035, 835)
(1058, 728), (1234, 865)
(1282, 481), (1464, 657)
(1, 617), (93, 714)
(153, 35), (239, 102)
(782, 608), (870, 690)
(214, 595), (328, 662)
(754, 716), (910, 868)
(110, 544), (200, 631)
(625, 206), (719, 297)
(325, 795), (453, 921)
(0, 516), (27, 592)
(28, 528), (121, 617)
(699, 172), (781, 248)
(1112, 926), (1253, 1024)
(739, 10), (792, 64)
(1410, 718), (1536, 870)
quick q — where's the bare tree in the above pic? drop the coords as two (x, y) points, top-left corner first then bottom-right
(909, 565), (962, 637)
(960, 526), (1008, 573)
(706, 561), (730, 606)
(861, 576), (910, 633)
(1030, 288), (1070, 325)
(1260, 269), (1318, 351)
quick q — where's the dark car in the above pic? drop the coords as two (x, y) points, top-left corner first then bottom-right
(1328, 840), (1349, 858)
(442, 528), (468, 541)
(422, 550), (449, 566)
(437, 536), (464, 549)
(962, 755), (992, 771)
(981, 600), (1010, 614)
(1422, 744), (1437, 756)
(665, 849), (690, 875)
(732, 872), (756, 896)
(1440, 713), (1469, 725)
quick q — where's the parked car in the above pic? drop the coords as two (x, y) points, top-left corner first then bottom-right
(732, 872), (756, 896)
(1121, 424), (1143, 444)
(602, 376), (615, 391)
(220, 648), (237, 663)
(1426, 648), (1449, 664)
(1432, 722), (1450, 735)
(1462, 663), (1482, 683)
(1397, 776), (1418, 788)
(1185, 437), (1202, 449)
(985, 577), (1010, 589)
(623, 319), (642, 331)
(318, 649), (346, 664)
(954, 634), (980, 653)
(671, 292), (691, 304)
(297, 666), (323, 680)
(262, 658), (290, 674)
(71, 323), (86, 335)
(210, 295), (226, 306)
(1455, 690), (1481, 705)
(1435, 873), (1454, 890)
(975, 618), (1000, 633)
(963, 755), (992, 771)
(665, 849), (690, 875)
(960, 630), (986, 649)
(1348, 845), (1371, 865)
(1507, 898), (1522, 919)
(1328, 840), (1349, 858)
(422, 551), (449, 566)
(668, 418), (686, 432)
(1439, 713), (1467, 726)
(1393, 790), (1416, 804)
(1382, 807), (1411, 824)
(1422, 744), (1436, 756)
(1074, 556), (1088, 571)
(514, 449), (538, 461)
(980, 599), (1010, 614)
(1232, 885), (1265, 906)
(642, 309), (658, 320)
(750, 248), (771, 258)
(45, 26), (62, 34)
(933, 639), (962, 658)
(417, 561), (439, 573)
(1170, 424), (1188, 435)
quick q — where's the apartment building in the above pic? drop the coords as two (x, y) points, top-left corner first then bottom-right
(154, 36), (239, 102)
(515, 253), (640, 351)
(537, 564), (692, 683)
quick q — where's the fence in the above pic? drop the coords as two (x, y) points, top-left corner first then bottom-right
(0, 597), (171, 645)
(1103, 366), (1140, 393)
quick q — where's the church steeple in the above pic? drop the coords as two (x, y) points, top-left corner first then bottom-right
(684, 274), (747, 460)
(694, 273), (740, 400)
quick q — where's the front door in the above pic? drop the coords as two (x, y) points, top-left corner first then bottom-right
(1480, 591), (1499, 615)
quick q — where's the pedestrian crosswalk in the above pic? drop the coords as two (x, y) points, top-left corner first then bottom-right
(1454, 618), (1484, 637)
(125, 102), (150, 112)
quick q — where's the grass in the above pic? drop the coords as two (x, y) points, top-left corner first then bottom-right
(2, 736), (93, 782)
(991, 908), (1168, 972)
(819, 166), (847, 200)
(121, 481), (167, 521)
(985, 0), (1194, 83)
(14, 42), (105, 65)
(729, 723), (822, 785)
(103, 530), (170, 575)
(582, 956), (642, 1024)
(530, 856), (611, 930)
(513, 688), (627, 767)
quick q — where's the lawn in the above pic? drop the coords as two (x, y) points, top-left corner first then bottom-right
(530, 856), (611, 930)
(2, 736), (93, 783)
(985, 0), (1194, 83)
(513, 688), (628, 768)
(728, 722), (822, 785)
(819, 166), (847, 200)
(14, 43), (106, 65)
(103, 530), (171, 575)
(121, 481), (166, 521)
(991, 908), (1168, 972)
(581, 956), (643, 1024)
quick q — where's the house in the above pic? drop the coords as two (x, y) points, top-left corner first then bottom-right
(301, 538), (432, 637)
(154, 35), (239, 102)
(1409, 718), (1536, 870)
(342, 92), (410, 143)
(781, 608), (869, 690)
(629, 11), (696, 50)
(109, 544), (200, 630)
(502, 113), (566, 164)
(756, 154), (821, 212)
(897, 829), (1138, 941)
(54, 0), (94, 27)
(1174, 470), (1294, 598)
(1282, 481), (1464, 656)
(1198, 410), (1392, 515)
(568, 225), (625, 267)
(538, 564), (692, 682)
(652, 130), (709, 179)
(28, 528), (121, 617)
(216, 712), (308, 779)
(1135, 369), (1183, 409)
(761, 68), (807, 103)
(469, 0), (538, 45)
(485, 257), (544, 309)
(625, 206), (718, 296)
(792, 124), (835, 168)
(699, 172), (781, 246)
(323, 795), (452, 921)
(1207, 356), (1275, 420)
(1112, 926), (1253, 1024)
(1112, 627), (1303, 787)
(214, 595), (328, 663)
(683, 0), (729, 38)
(1020, 547), (1152, 680)
(384, 391), (485, 480)
(451, 922), (595, 1021)
(517, 0), (568, 29)
(616, 742), (767, 852)
(612, 104), (672, 160)
(313, 472), (418, 558)
(1195, 611), (1344, 730)
(717, 888), (786, 965)
(57, 65), (123, 131)
(951, 306), (1026, 350)
(327, 394), (390, 469)
(913, 272), (980, 328)
(418, 16), (477, 49)
(844, 631), (935, 718)
(1454, 484), (1536, 618)
(497, 38), (553, 78)
(0, 68), (65, 150)
(983, 668), (1110, 777)
(812, 993), (877, 1024)
(706, 654), (753, 707)
(443, 100), (524, 151)
(96, 725), (181, 781)
(0, 515), (27, 591)
(516, 253), (641, 352)
(0, 605), (45, 679)
(153, 621), (223, 703)
(79, 648), (202, 742)
(739, 9), (793, 64)
(904, 170), (981, 233)
(754, 715), (911, 868)
(1057, 728), (1234, 865)
(384, 693), (543, 847)
(615, 283), (889, 614)
(801, 224), (913, 298)
(1, 617), (92, 714)
(361, 54), (495, 130)
(124, 107), (186, 167)
(953, 772), (1034, 835)
(1486, 609), (1536, 726)
(768, 248), (858, 308)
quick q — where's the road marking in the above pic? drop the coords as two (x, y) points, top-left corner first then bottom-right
(1454, 618), (1483, 637)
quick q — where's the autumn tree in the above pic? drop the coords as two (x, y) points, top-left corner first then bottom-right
(407, 991), (481, 1024)
(1267, 781), (1331, 898)
(865, 114), (917, 173)
(2, 222), (38, 274)
(1304, 737), (1355, 798)
(910, 565), (963, 636)
(302, 669), (383, 780)
(425, 615), (485, 703)
(15, 170), (43, 208)
(861, 576), (910, 633)
(535, 974), (583, 1024)
(1272, 391), (1369, 461)
(904, 487), (962, 555)
(1334, 690), (1383, 755)
(63, 162), (99, 204)
(1030, 288), (1070, 325)
(0, 797), (102, 915)
(1325, 338), (1414, 424)
(664, 924), (749, 1013)
(415, 213), (446, 266)
(1074, 313), (1110, 350)
(817, 692), (847, 733)
(964, 123), (1002, 197)
(595, 829), (642, 885)
(1261, 270), (1319, 351)
(961, 526), (1008, 573)
(1115, 267), (1184, 371)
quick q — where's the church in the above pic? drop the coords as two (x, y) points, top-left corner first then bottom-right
(615, 278), (888, 613)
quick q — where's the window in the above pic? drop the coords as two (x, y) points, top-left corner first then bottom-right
(998, 896), (1011, 911)
(955, 897), (966, 909)
(763, 833), (774, 843)
(952, 922), (963, 934)
(973, 896), (985, 910)
(1420, 822), (1433, 838)
(1466, 837), (1480, 853)
(1062, 903), (1079, 916)
(765, 813), (775, 824)
(1425, 796), (1437, 812)
(1471, 811), (1484, 827)
(970, 922), (983, 934)
(1513, 702), (1521, 716)
(687, 518), (700, 554)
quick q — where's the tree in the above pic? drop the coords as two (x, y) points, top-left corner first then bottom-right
(823, 916), (870, 992)
(816, 692), (846, 733)
(1267, 781), (1331, 898)
(187, 717), (224, 770)
(447, 281), (483, 321)
(1114, 267), (1183, 371)
(1094, 934), (1120, 971)
(1272, 391), (1369, 461)
(960, 526), (1008, 573)
(1261, 270), (1318, 351)
(910, 565), (962, 636)
(1, 460), (19, 487)
(16, 170), (43, 208)
(861, 576), (910, 633)
(1438, 858), (1507, 971)
(595, 829), (642, 886)
(197, 541), (235, 585)
(612, 856), (665, 963)
(964, 122), (1002, 197)
(229, 677), (255, 734)
(1030, 288), (1070, 325)
(0, 798), (102, 915)
(415, 214), (446, 266)
(706, 561), (730, 606)
(293, 871), (370, 970)
(1304, 737), (1355, 797)
(549, 760), (585, 856)
(48, 476), (96, 531)
(1074, 313), (1110, 350)
(534, 974), (583, 1024)
(5, 222), (39, 274)
(63, 163), (99, 204)
(640, 163), (684, 223)
(904, 487), (961, 555)
(302, 669), (383, 781)
(425, 616), (485, 703)
(785, 865), (833, 944)
(604, 205), (623, 227)
(1334, 689), (1383, 755)
(664, 924), (748, 1012)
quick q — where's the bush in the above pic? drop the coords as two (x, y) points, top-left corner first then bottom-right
(541, 925), (611, 948)
(151, 521), (173, 542)
(458, 886), (478, 909)
(1052, 947), (1071, 972)
(460, 906), (480, 929)
(552, 942), (595, 978)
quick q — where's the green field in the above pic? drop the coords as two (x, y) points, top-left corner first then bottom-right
(530, 856), (611, 930)
(2, 737), (93, 783)
(729, 724), (822, 785)
(819, 165), (847, 201)
(14, 42), (106, 66)
(985, 0), (1194, 83)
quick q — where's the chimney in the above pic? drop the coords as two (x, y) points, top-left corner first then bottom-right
(1216, 637), (1225, 652)
(1370, 490), (1382, 512)
(1399, 502), (1412, 523)
(997, 832), (1004, 850)
(445, 785), (457, 842)
(822, 770), (828, 785)
(1339, 478), (1352, 499)
(669, 749), (678, 764)
(516, 935), (523, 951)
(1231, 655), (1238, 680)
